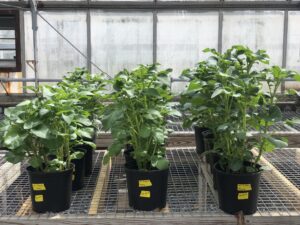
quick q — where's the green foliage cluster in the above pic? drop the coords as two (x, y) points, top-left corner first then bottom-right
(102, 64), (181, 171)
(180, 45), (298, 173)
(0, 68), (106, 172)
(58, 68), (107, 131)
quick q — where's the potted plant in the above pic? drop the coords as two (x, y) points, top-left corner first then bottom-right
(181, 45), (298, 215)
(58, 68), (106, 175)
(0, 85), (94, 212)
(102, 64), (180, 211)
(180, 57), (227, 155)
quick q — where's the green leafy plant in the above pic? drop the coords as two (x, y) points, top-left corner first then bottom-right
(181, 45), (297, 173)
(58, 68), (107, 132)
(0, 85), (95, 172)
(102, 64), (180, 170)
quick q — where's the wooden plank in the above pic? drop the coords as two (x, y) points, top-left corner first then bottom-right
(199, 159), (218, 203)
(159, 204), (170, 213)
(88, 152), (111, 215)
(245, 215), (300, 225)
(0, 162), (21, 193)
(252, 149), (300, 198)
(0, 215), (238, 225)
(15, 197), (32, 216)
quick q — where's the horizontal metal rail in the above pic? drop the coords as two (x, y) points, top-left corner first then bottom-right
(0, 77), (296, 84)
(0, 1), (300, 11)
(0, 78), (61, 82)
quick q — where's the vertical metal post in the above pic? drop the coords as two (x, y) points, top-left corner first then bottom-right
(87, 0), (92, 72)
(281, 9), (289, 93)
(29, 0), (39, 88)
(19, 10), (27, 93)
(153, 1), (158, 64)
(218, 1), (224, 53)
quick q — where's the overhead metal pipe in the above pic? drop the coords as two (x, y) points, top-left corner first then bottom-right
(1, 1), (299, 11)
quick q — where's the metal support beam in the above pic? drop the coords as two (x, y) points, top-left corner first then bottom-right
(0, 78), (62, 82)
(19, 10), (27, 93)
(87, 0), (92, 72)
(33, 1), (300, 11)
(218, 9), (223, 53)
(153, 4), (157, 64)
(2, 1), (300, 11)
(281, 9), (289, 93)
(29, 0), (39, 88)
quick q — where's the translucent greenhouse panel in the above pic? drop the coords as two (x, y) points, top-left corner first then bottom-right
(157, 11), (219, 93)
(36, 12), (87, 79)
(287, 11), (300, 73)
(91, 11), (153, 76)
(223, 11), (284, 66)
(24, 12), (34, 80)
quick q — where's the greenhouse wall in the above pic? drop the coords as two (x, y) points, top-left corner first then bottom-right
(0, 0), (299, 93)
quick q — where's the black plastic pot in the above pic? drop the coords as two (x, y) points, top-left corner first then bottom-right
(194, 126), (209, 154)
(73, 144), (93, 176)
(71, 149), (86, 191)
(27, 166), (73, 213)
(124, 144), (138, 169)
(202, 130), (214, 151)
(125, 166), (169, 211)
(207, 153), (220, 173)
(91, 130), (97, 143)
(214, 163), (262, 215)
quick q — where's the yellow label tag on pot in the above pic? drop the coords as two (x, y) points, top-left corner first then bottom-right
(140, 190), (151, 198)
(237, 184), (252, 191)
(72, 175), (75, 181)
(35, 195), (44, 202)
(139, 180), (152, 187)
(32, 183), (46, 191)
(238, 192), (249, 200)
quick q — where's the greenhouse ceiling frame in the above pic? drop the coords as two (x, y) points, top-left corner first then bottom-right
(0, 0), (299, 95)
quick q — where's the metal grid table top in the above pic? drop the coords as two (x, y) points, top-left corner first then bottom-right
(0, 148), (299, 219)
(264, 148), (300, 190)
(0, 151), (103, 217)
(98, 148), (300, 217)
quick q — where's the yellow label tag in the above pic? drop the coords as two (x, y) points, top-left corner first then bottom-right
(32, 183), (46, 191)
(139, 180), (152, 187)
(238, 192), (249, 200)
(35, 195), (44, 202)
(72, 175), (75, 181)
(140, 190), (151, 198)
(237, 184), (252, 191)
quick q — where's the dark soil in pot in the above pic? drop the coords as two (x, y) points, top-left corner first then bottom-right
(27, 166), (73, 213)
(214, 163), (262, 215)
(193, 126), (209, 154)
(73, 144), (93, 176)
(125, 165), (169, 211)
(124, 144), (138, 169)
(71, 149), (86, 191)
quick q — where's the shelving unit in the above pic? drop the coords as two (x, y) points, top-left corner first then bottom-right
(0, 148), (299, 225)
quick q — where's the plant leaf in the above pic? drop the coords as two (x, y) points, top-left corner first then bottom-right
(211, 88), (223, 98)
(31, 125), (49, 139)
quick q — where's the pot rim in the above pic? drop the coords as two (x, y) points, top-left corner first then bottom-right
(27, 164), (74, 175)
(214, 162), (262, 176)
(124, 165), (169, 173)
